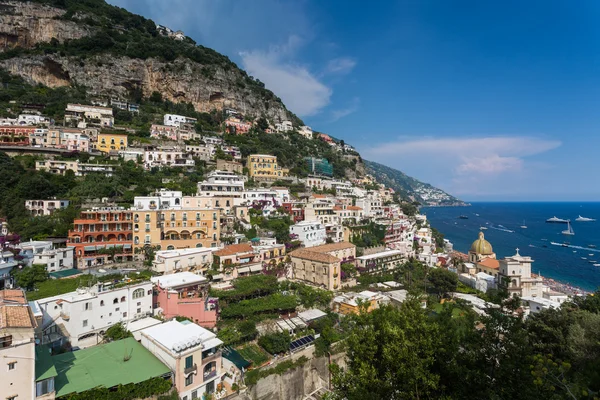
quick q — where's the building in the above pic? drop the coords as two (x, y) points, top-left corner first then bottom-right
(61, 128), (90, 152)
(298, 125), (313, 139)
(17, 240), (74, 272)
(164, 114), (197, 127)
(65, 104), (114, 127)
(110, 98), (140, 113)
(332, 290), (387, 315)
(355, 249), (405, 274)
(275, 120), (293, 132)
(289, 221), (326, 248)
(304, 158), (333, 177)
(185, 144), (213, 161)
(36, 280), (153, 348)
(151, 272), (218, 328)
(144, 149), (195, 169)
(68, 208), (133, 268)
(0, 289), (37, 400)
(150, 124), (179, 140)
(152, 247), (215, 274)
(140, 320), (224, 399)
(25, 199), (70, 216)
(37, 337), (171, 399)
(216, 159), (243, 174)
(499, 249), (544, 298)
(468, 231), (497, 264)
(96, 133), (128, 153)
(0, 125), (33, 145)
(198, 170), (245, 196)
(247, 154), (289, 181)
(289, 248), (341, 291)
(35, 159), (78, 175)
(212, 243), (262, 280)
(225, 117), (252, 134)
(131, 208), (220, 252)
(17, 113), (49, 125)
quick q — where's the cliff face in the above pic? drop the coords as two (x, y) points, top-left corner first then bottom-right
(0, 1), (291, 121)
(0, 1), (91, 49)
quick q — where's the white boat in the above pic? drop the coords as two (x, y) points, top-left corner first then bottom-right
(480, 226), (488, 230)
(520, 220), (527, 229)
(562, 221), (575, 236)
(575, 215), (596, 222)
(589, 254), (595, 256)
(581, 257), (587, 260)
(594, 264), (600, 267)
(547, 216), (569, 223)
(475, 213), (480, 217)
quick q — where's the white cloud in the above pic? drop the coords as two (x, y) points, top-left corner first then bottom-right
(324, 57), (357, 75)
(330, 97), (360, 121)
(240, 37), (333, 117)
(361, 136), (561, 197)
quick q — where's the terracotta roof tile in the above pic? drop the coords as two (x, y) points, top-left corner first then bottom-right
(0, 289), (27, 304)
(290, 249), (340, 264)
(0, 305), (35, 329)
(347, 206), (363, 211)
(311, 242), (356, 254)
(478, 258), (500, 270)
(214, 243), (253, 257)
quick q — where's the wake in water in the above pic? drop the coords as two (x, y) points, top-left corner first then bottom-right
(550, 242), (600, 253)
(489, 224), (515, 233)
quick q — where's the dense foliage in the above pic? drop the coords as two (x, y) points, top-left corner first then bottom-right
(103, 322), (133, 342)
(56, 376), (172, 400)
(329, 292), (600, 400)
(257, 331), (291, 355)
(219, 293), (297, 319)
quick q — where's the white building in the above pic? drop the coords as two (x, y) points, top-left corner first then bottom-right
(65, 104), (114, 127)
(298, 125), (313, 139)
(25, 199), (70, 216)
(16, 240), (74, 271)
(144, 149), (195, 169)
(134, 189), (183, 210)
(36, 281), (153, 348)
(198, 170), (246, 196)
(164, 114), (198, 127)
(275, 120), (293, 132)
(17, 114), (49, 125)
(499, 249), (544, 298)
(355, 194), (383, 218)
(140, 320), (224, 399)
(289, 221), (326, 248)
(152, 248), (215, 274)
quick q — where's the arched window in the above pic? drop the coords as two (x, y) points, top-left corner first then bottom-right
(167, 245), (175, 250)
(132, 288), (145, 299)
(120, 296), (126, 302)
(113, 298), (118, 304)
(100, 300), (105, 306)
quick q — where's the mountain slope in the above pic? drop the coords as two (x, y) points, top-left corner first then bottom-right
(0, 0), (301, 124)
(364, 160), (466, 206)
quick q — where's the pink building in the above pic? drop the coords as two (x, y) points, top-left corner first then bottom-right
(62, 129), (90, 152)
(151, 272), (218, 328)
(150, 124), (178, 140)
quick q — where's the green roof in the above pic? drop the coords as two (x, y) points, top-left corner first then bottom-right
(222, 346), (251, 370)
(49, 269), (83, 279)
(53, 337), (171, 397)
(35, 345), (58, 381)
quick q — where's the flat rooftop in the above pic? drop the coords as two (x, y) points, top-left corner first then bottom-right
(151, 272), (207, 288)
(141, 320), (222, 354)
(357, 249), (404, 260)
(52, 337), (170, 397)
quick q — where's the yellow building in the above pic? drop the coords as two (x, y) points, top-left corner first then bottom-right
(96, 133), (128, 153)
(333, 290), (384, 315)
(132, 209), (220, 254)
(247, 154), (289, 181)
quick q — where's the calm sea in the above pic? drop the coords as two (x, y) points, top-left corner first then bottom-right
(423, 202), (600, 292)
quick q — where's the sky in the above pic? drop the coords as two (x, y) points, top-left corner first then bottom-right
(109, 0), (600, 202)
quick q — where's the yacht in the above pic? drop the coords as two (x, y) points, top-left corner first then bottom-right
(594, 264), (600, 267)
(479, 226), (488, 230)
(547, 216), (569, 223)
(458, 215), (469, 220)
(575, 215), (596, 222)
(562, 221), (575, 236)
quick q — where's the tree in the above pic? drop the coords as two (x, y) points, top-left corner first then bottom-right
(258, 332), (291, 355)
(12, 264), (48, 290)
(103, 322), (133, 342)
(427, 268), (457, 297)
(330, 301), (442, 400)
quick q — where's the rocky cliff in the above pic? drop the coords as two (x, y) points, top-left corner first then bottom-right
(0, 0), (294, 122)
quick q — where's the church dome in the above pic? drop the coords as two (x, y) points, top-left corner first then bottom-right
(470, 231), (493, 255)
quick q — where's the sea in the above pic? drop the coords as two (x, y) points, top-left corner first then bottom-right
(422, 202), (600, 292)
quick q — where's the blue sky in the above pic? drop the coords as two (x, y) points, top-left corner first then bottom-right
(110, 0), (600, 201)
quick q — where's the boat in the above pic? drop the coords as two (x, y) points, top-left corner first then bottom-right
(573, 250), (577, 253)
(547, 216), (569, 223)
(520, 220), (527, 229)
(588, 244), (597, 248)
(562, 221), (575, 236)
(590, 254), (595, 256)
(581, 257), (587, 260)
(594, 264), (600, 267)
(479, 226), (488, 230)
(458, 215), (468, 219)
(575, 215), (596, 222)
(475, 213), (480, 216)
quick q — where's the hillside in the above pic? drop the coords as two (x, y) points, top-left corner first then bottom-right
(364, 160), (466, 206)
(0, 0), (462, 204)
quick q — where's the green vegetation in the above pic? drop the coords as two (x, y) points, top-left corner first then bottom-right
(56, 376), (172, 400)
(103, 322), (132, 342)
(257, 331), (291, 355)
(329, 292), (600, 400)
(210, 275), (278, 302)
(427, 268), (458, 297)
(237, 344), (269, 367)
(219, 293), (297, 320)
(216, 321), (258, 346)
(245, 356), (309, 386)
(11, 264), (48, 291)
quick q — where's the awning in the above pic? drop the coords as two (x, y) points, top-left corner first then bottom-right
(249, 265), (263, 272)
(123, 244), (132, 249)
(211, 274), (224, 280)
(105, 244), (115, 249)
(222, 347), (250, 370)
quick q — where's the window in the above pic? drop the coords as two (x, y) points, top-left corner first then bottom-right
(192, 390), (198, 399)
(137, 308), (141, 314)
(185, 373), (194, 386)
(185, 355), (194, 369)
(113, 298), (118, 304)
(0, 335), (13, 348)
(36, 378), (55, 396)
(123, 312), (127, 318)
(132, 289), (145, 299)
(85, 302), (92, 311)
(120, 296), (126, 302)
(100, 300), (104, 306)
(8, 361), (16, 370)
(83, 320), (88, 327)
(137, 302), (141, 306)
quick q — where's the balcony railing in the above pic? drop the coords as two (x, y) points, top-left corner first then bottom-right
(184, 363), (197, 375)
(203, 370), (217, 381)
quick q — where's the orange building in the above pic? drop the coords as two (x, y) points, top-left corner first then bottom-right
(68, 208), (134, 268)
(0, 126), (34, 145)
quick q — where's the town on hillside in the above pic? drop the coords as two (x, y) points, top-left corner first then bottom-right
(0, 99), (582, 400)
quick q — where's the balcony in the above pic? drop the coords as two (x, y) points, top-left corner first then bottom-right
(60, 312), (70, 320)
(184, 363), (197, 375)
